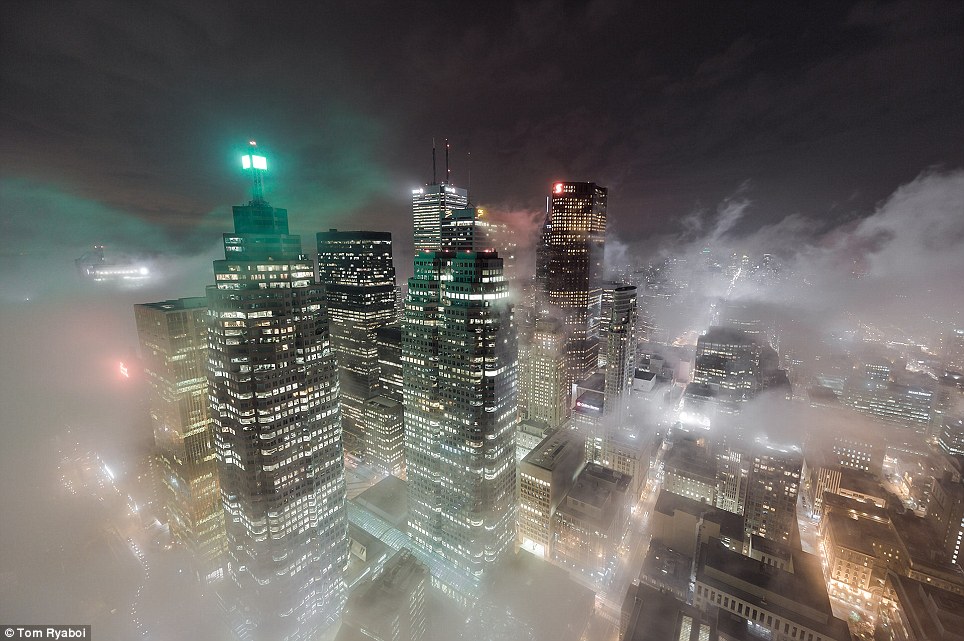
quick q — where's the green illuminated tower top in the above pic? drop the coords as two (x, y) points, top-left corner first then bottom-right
(241, 140), (268, 203)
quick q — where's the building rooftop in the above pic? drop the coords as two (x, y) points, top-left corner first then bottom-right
(522, 429), (583, 472)
(518, 418), (555, 438)
(748, 534), (794, 564)
(136, 296), (207, 311)
(822, 491), (889, 521)
(557, 463), (631, 528)
(698, 538), (847, 639)
(364, 395), (401, 411)
(664, 440), (717, 481)
(888, 572), (964, 641)
(838, 468), (887, 498)
(573, 390), (605, 416)
(338, 548), (428, 641)
(577, 372), (606, 394)
(622, 582), (718, 641)
(654, 490), (746, 543)
(699, 326), (757, 346)
(824, 509), (898, 558)
(353, 474), (408, 529)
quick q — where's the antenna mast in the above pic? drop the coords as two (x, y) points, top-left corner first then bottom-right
(445, 139), (451, 184)
(432, 138), (437, 185)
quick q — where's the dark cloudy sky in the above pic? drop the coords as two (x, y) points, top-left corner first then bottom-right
(1, 0), (962, 276)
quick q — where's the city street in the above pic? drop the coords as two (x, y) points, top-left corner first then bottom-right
(55, 440), (230, 641)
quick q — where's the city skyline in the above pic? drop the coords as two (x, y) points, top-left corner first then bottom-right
(2, 2), (962, 289)
(2, 3), (964, 641)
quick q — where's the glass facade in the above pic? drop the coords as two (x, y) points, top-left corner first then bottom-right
(536, 181), (608, 387)
(207, 189), (346, 640)
(316, 230), (397, 453)
(402, 250), (517, 578)
(412, 184), (468, 254)
(134, 297), (226, 583)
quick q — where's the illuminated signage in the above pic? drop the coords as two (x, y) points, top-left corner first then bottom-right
(241, 154), (267, 170)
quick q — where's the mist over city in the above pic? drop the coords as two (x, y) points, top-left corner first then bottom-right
(2, 2), (963, 641)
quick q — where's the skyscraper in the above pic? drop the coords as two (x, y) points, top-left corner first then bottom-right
(744, 446), (802, 544)
(376, 324), (404, 403)
(440, 206), (493, 252)
(519, 315), (570, 430)
(316, 230), (397, 451)
(134, 297), (226, 583)
(412, 185), (468, 253)
(207, 145), (347, 640)
(536, 181), (607, 387)
(602, 284), (637, 422)
(403, 250), (517, 577)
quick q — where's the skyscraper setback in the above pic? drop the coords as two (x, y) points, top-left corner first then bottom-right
(536, 181), (608, 387)
(207, 147), (347, 640)
(402, 250), (517, 577)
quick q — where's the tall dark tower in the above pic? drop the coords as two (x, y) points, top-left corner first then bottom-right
(536, 181), (608, 387)
(316, 230), (397, 455)
(207, 143), (347, 641)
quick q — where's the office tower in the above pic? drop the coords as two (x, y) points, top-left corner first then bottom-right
(403, 250), (517, 576)
(375, 324), (404, 403)
(518, 429), (586, 559)
(944, 329), (964, 373)
(520, 315), (570, 430)
(602, 284), (637, 423)
(744, 447), (802, 544)
(363, 396), (405, 476)
(927, 473), (964, 568)
(714, 446), (749, 516)
(573, 373), (606, 463)
(485, 220), (519, 284)
(207, 146), (346, 640)
(317, 230), (397, 450)
(598, 283), (617, 367)
(440, 206), (492, 252)
(598, 430), (650, 503)
(336, 548), (428, 641)
(940, 418), (964, 457)
(134, 297), (226, 583)
(692, 326), (762, 400)
(842, 378), (935, 432)
(412, 184), (468, 253)
(536, 181), (608, 386)
(686, 326), (790, 422)
(663, 439), (718, 504)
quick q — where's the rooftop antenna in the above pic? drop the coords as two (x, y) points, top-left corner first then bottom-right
(445, 138), (451, 184)
(432, 138), (437, 185)
(241, 140), (267, 203)
(467, 150), (472, 193)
